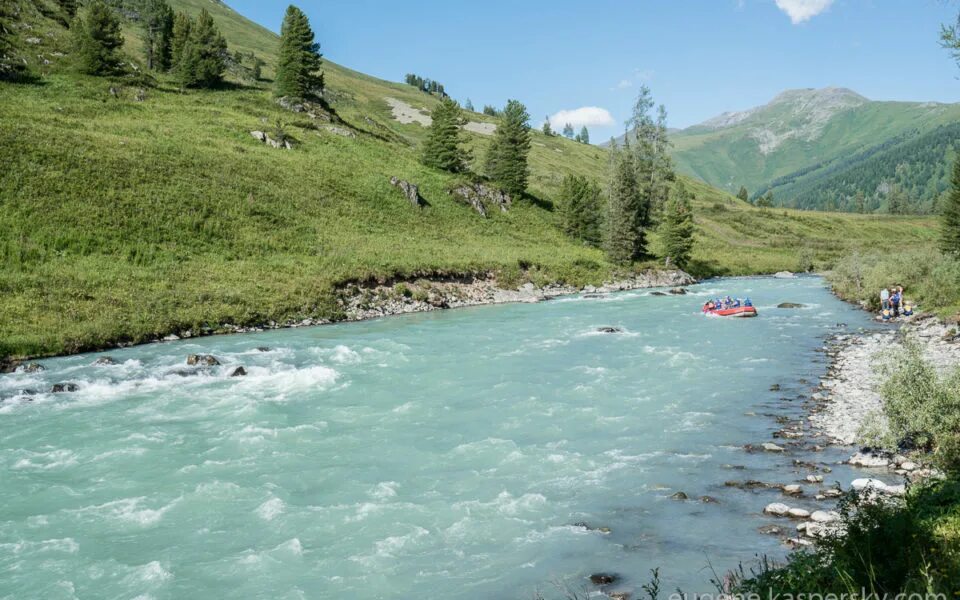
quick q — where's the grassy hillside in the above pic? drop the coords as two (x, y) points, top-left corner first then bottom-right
(670, 88), (960, 210)
(0, 2), (940, 358)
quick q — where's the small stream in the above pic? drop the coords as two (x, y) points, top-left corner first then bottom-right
(0, 276), (880, 599)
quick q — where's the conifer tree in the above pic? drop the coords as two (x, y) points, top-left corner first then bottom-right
(57, 0), (79, 21)
(73, 0), (124, 75)
(737, 186), (749, 203)
(176, 9), (226, 88)
(421, 97), (471, 173)
(169, 12), (192, 70)
(559, 174), (602, 247)
(605, 146), (643, 264)
(484, 100), (532, 197)
(660, 180), (696, 268)
(941, 158), (960, 254)
(142, 0), (174, 71)
(464, 98), (474, 112)
(482, 105), (498, 117)
(562, 123), (575, 139)
(855, 190), (866, 213)
(756, 190), (774, 208)
(275, 5), (324, 99)
(579, 126), (590, 144)
(542, 117), (553, 137)
(887, 184), (909, 215)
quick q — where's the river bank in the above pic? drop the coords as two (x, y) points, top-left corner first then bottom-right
(0, 269), (694, 370)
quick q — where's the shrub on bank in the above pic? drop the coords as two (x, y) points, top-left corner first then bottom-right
(827, 248), (960, 313)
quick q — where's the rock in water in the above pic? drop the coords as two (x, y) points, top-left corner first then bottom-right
(777, 302), (806, 309)
(597, 327), (624, 334)
(668, 287), (688, 295)
(589, 573), (618, 586)
(187, 354), (220, 366)
(782, 484), (803, 496)
(229, 366), (248, 377)
(50, 383), (79, 393)
(764, 502), (791, 516)
(787, 508), (810, 519)
(93, 357), (118, 366)
(848, 452), (889, 468)
(699, 495), (720, 504)
(762, 442), (786, 453)
(811, 510), (840, 523)
(21, 362), (45, 373)
(774, 271), (796, 279)
(389, 176), (424, 208)
(669, 491), (689, 500)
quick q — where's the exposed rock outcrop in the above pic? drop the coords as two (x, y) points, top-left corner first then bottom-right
(449, 183), (511, 217)
(389, 177), (424, 208)
(250, 130), (293, 150)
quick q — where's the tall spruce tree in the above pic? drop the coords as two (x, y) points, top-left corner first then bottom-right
(941, 158), (960, 254)
(627, 86), (660, 228)
(562, 123), (575, 139)
(176, 9), (226, 88)
(464, 98), (474, 112)
(756, 190), (774, 208)
(579, 126), (590, 144)
(142, 0), (174, 71)
(169, 11), (191, 70)
(73, 0), (124, 75)
(855, 190), (866, 213)
(484, 100), (532, 197)
(558, 174), (602, 247)
(737, 186), (749, 203)
(275, 5), (323, 99)
(887, 184), (909, 215)
(542, 117), (553, 136)
(660, 180), (696, 268)
(421, 97), (470, 173)
(605, 146), (643, 264)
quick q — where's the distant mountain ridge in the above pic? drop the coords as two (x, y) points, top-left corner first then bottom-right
(668, 87), (960, 212)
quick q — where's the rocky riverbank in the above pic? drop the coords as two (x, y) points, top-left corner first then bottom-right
(0, 269), (695, 368)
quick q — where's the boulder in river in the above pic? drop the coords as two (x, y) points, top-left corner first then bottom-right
(781, 484), (803, 496)
(787, 508), (811, 519)
(699, 495), (720, 504)
(187, 354), (220, 366)
(256, 347), (272, 352)
(589, 573), (619, 586)
(848, 452), (889, 468)
(597, 327), (624, 334)
(810, 510), (840, 523)
(764, 502), (791, 516)
(21, 362), (45, 373)
(50, 383), (79, 393)
(777, 303), (806, 309)
(758, 524), (783, 535)
(668, 287), (688, 295)
(762, 442), (786, 453)
(774, 271), (796, 279)
(93, 357), (118, 366)
(230, 366), (248, 377)
(669, 491), (689, 501)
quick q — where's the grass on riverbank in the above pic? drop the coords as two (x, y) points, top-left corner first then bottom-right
(0, 1), (941, 358)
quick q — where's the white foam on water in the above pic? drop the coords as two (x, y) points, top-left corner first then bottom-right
(369, 481), (399, 500)
(256, 497), (286, 522)
(0, 537), (79, 555)
(69, 496), (181, 528)
(127, 560), (173, 584)
(11, 449), (78, 471)
(91, 447), (147, 462)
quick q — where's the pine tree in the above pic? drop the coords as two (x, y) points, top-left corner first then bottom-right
(660, 180), (695, 268)
(562, 123), (575, 139)
(251, 54), (265, 80)
(176, 9), (226, 88)
(275, 5), (323, 99)
(482, 105), (498, 117)
(627, 86), (674, 228)
(887, 184), (909, 215)
(941, 158), (960, 254)
(169, 12), (192, 71)
(559, 174), (602, 247)
(464, 98), (474, 112)
(73, 0), (124, 75)
(421, 97), (471, 173)
(756, 191), (774, 208)
(142, 0), (174, 71)
(605, 146), (643, 264)
(855, 190), (866, 214)
(542, 117), (553, 137)
(484, 100), (532, 197)
(579, 126), (590, 144)
(737, 186), (749, 203)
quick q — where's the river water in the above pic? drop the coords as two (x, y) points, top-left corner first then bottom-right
(0, 276), (877, 599)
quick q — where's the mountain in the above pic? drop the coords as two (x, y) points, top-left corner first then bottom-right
(0, 1), (939, 358)
(670, 87), (960, 211)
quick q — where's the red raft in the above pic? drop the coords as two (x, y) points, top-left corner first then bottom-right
(703, 306), (758, 318)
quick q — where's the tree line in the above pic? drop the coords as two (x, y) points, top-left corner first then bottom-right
(61, 1), (324, 101)
(403, 73), (447, 97)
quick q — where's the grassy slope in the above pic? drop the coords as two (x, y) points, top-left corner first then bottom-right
(672, 100), (960, 198)
(0, 1), (940, 358)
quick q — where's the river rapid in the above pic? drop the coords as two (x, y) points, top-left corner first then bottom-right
(0, 276), (878, 599)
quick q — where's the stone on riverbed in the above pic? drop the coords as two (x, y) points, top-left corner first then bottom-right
(669, 491), (689, 500)
(787, 508), (811, 519)
(589, 573), (618, 585)
(811, 510), (840, 523)
(597, 327), (624, 334)
(849, 452), (889, 468)
(50, 383), (79, 393)
(764, 502), (791, 516)
(187, 354), (220, 366)
(20, 362), (45, 373)
(762, 442), (786, 453)
(782, 484), (803, 496)
(777, 302), (806, 309)
(93, 357), (118, 366)
(229, 367), (248, 377)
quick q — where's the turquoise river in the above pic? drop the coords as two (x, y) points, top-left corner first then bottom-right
(0, 276), (878, 599)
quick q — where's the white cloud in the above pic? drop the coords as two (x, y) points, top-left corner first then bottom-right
(547, 107), (616, 129)
(613, 79), (633, 90)
(774, 0), (834, 24)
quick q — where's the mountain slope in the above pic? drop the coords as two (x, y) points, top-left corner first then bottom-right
(0, 2), (939, 358)
(671, 87), (960, 209)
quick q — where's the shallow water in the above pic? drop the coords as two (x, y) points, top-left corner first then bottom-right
(0, 276), (877, 599)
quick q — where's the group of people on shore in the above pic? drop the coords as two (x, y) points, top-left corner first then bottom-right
(879, 285), (913, 320)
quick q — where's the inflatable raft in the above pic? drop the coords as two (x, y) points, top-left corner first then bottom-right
(703, 306), (758, 318)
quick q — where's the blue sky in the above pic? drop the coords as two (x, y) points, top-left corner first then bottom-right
(228, 0), (960, 141)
